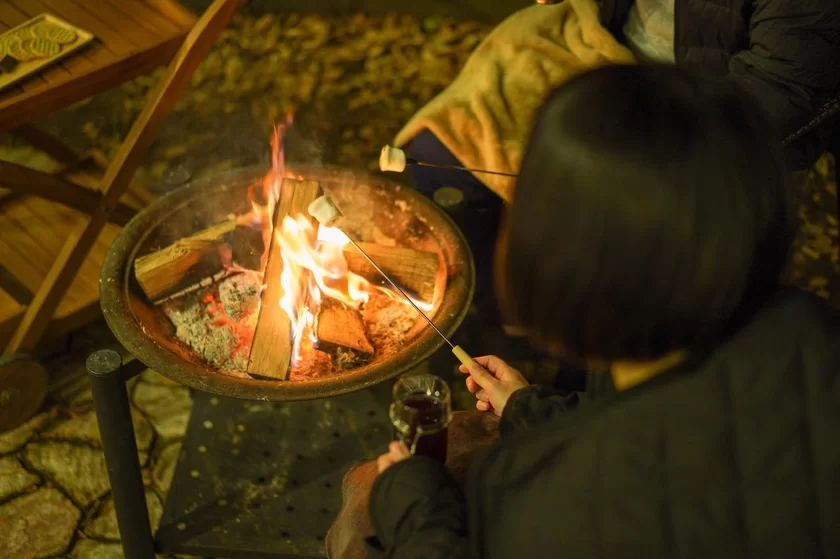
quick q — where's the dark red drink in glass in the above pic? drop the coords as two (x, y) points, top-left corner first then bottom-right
(390, 375), (452, 463)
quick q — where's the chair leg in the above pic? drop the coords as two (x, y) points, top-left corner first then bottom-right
(88, 149), (157, 208)
(12, 124), (81, 167)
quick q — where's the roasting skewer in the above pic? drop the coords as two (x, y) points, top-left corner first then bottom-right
(379, 145), (518, 178)
(308, 195), (475, 367)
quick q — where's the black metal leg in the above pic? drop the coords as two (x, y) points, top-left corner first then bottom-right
(87, 350), (156, 559)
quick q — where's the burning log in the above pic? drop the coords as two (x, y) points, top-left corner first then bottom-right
(134, 219), (263, 302)
(316, 298), (374, 355)
(247, 178), (322, 380)
(343, 242), (441, 304)
(135, 221), (443, 306)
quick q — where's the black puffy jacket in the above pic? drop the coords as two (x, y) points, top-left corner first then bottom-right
(369, 288), (840, 558)
(598, 0), (840, 169)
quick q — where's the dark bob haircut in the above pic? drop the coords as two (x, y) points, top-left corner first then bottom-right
(503, 64), (793, 362)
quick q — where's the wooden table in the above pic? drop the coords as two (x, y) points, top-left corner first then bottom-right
(0, 0), (198, 349)
(0, 0), (196, 130)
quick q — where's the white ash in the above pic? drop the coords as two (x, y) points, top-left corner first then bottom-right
(370, 304), (415, 336)
(161, 274), (259, 374)
(163, 297), (246, 370)
(219, 271), (261, 320)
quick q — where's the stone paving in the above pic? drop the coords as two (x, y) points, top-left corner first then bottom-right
(0, 6), (837, 558)
(0, 369), (183, 558)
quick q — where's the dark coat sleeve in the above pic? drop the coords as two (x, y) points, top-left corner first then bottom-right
(368, 457), (469, 558)
(726, 0), (840, 141)
(500, 371), (614, 437)
(499, 385), (584, 437)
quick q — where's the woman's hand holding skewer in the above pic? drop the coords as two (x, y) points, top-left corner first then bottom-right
(458, 355), (529, 416)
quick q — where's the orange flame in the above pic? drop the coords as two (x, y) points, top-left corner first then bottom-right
(246, 117), (434, 366)
(237, 115), (294, 270)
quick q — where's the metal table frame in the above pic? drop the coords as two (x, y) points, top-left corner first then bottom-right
(87, 349), (393, 559)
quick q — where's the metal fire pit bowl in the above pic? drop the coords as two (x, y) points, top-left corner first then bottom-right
(101, 164), (475, 401)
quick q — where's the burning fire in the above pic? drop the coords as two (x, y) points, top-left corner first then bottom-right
(243, 118), (433, 366)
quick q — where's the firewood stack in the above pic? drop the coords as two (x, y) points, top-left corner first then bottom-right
(133, 179), (445, 379)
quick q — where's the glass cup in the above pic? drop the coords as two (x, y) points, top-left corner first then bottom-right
(389, 374), (452, 463)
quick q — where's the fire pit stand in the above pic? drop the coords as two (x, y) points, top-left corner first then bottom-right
(87, 164), (475, 558)
(88, 348), (396, 558)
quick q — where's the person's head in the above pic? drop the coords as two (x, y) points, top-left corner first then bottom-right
(501, 64), (792, 365)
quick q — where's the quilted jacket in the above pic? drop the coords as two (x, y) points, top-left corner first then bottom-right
(598, 0), (840, 169)
(369, 288), (840, 558)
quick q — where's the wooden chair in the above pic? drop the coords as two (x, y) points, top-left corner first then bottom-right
(0, 0), (243, 357)
(0, 0), (244, 431)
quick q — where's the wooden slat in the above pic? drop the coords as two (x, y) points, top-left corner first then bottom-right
(0, 207), (82, 312)
(108, 0), (182, 37)
(3, 0), (244, 354)
(19, 196), (119, 300)
(0, 159), (136, 224)
(36, 0), (133, 57)
(68, 0), (164, 50)
(0, 220), (58, 304)
(11, 198), (100, 299)
(0, 36), (180, 131)
(0, 195), (119, 322)
(3, 200), (91, 305)
(0, 4), (29, 26)
(144, 0), (198, 30)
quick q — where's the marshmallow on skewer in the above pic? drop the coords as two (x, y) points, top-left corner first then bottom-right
(308, 195), (343, 227)
(379, 145), (408, 173)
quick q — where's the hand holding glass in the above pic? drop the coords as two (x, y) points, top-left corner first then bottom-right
(389, 374), (452, 462)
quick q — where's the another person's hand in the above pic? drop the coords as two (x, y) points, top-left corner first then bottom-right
(458, 355), (529, 416)
(377, 440), (411, 474)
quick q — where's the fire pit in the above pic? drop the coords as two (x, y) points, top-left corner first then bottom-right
(89, 159), (475, 557)
(100, 162), (474, 401)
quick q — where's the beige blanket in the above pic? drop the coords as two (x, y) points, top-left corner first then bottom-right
(393, 0), (634, 202)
